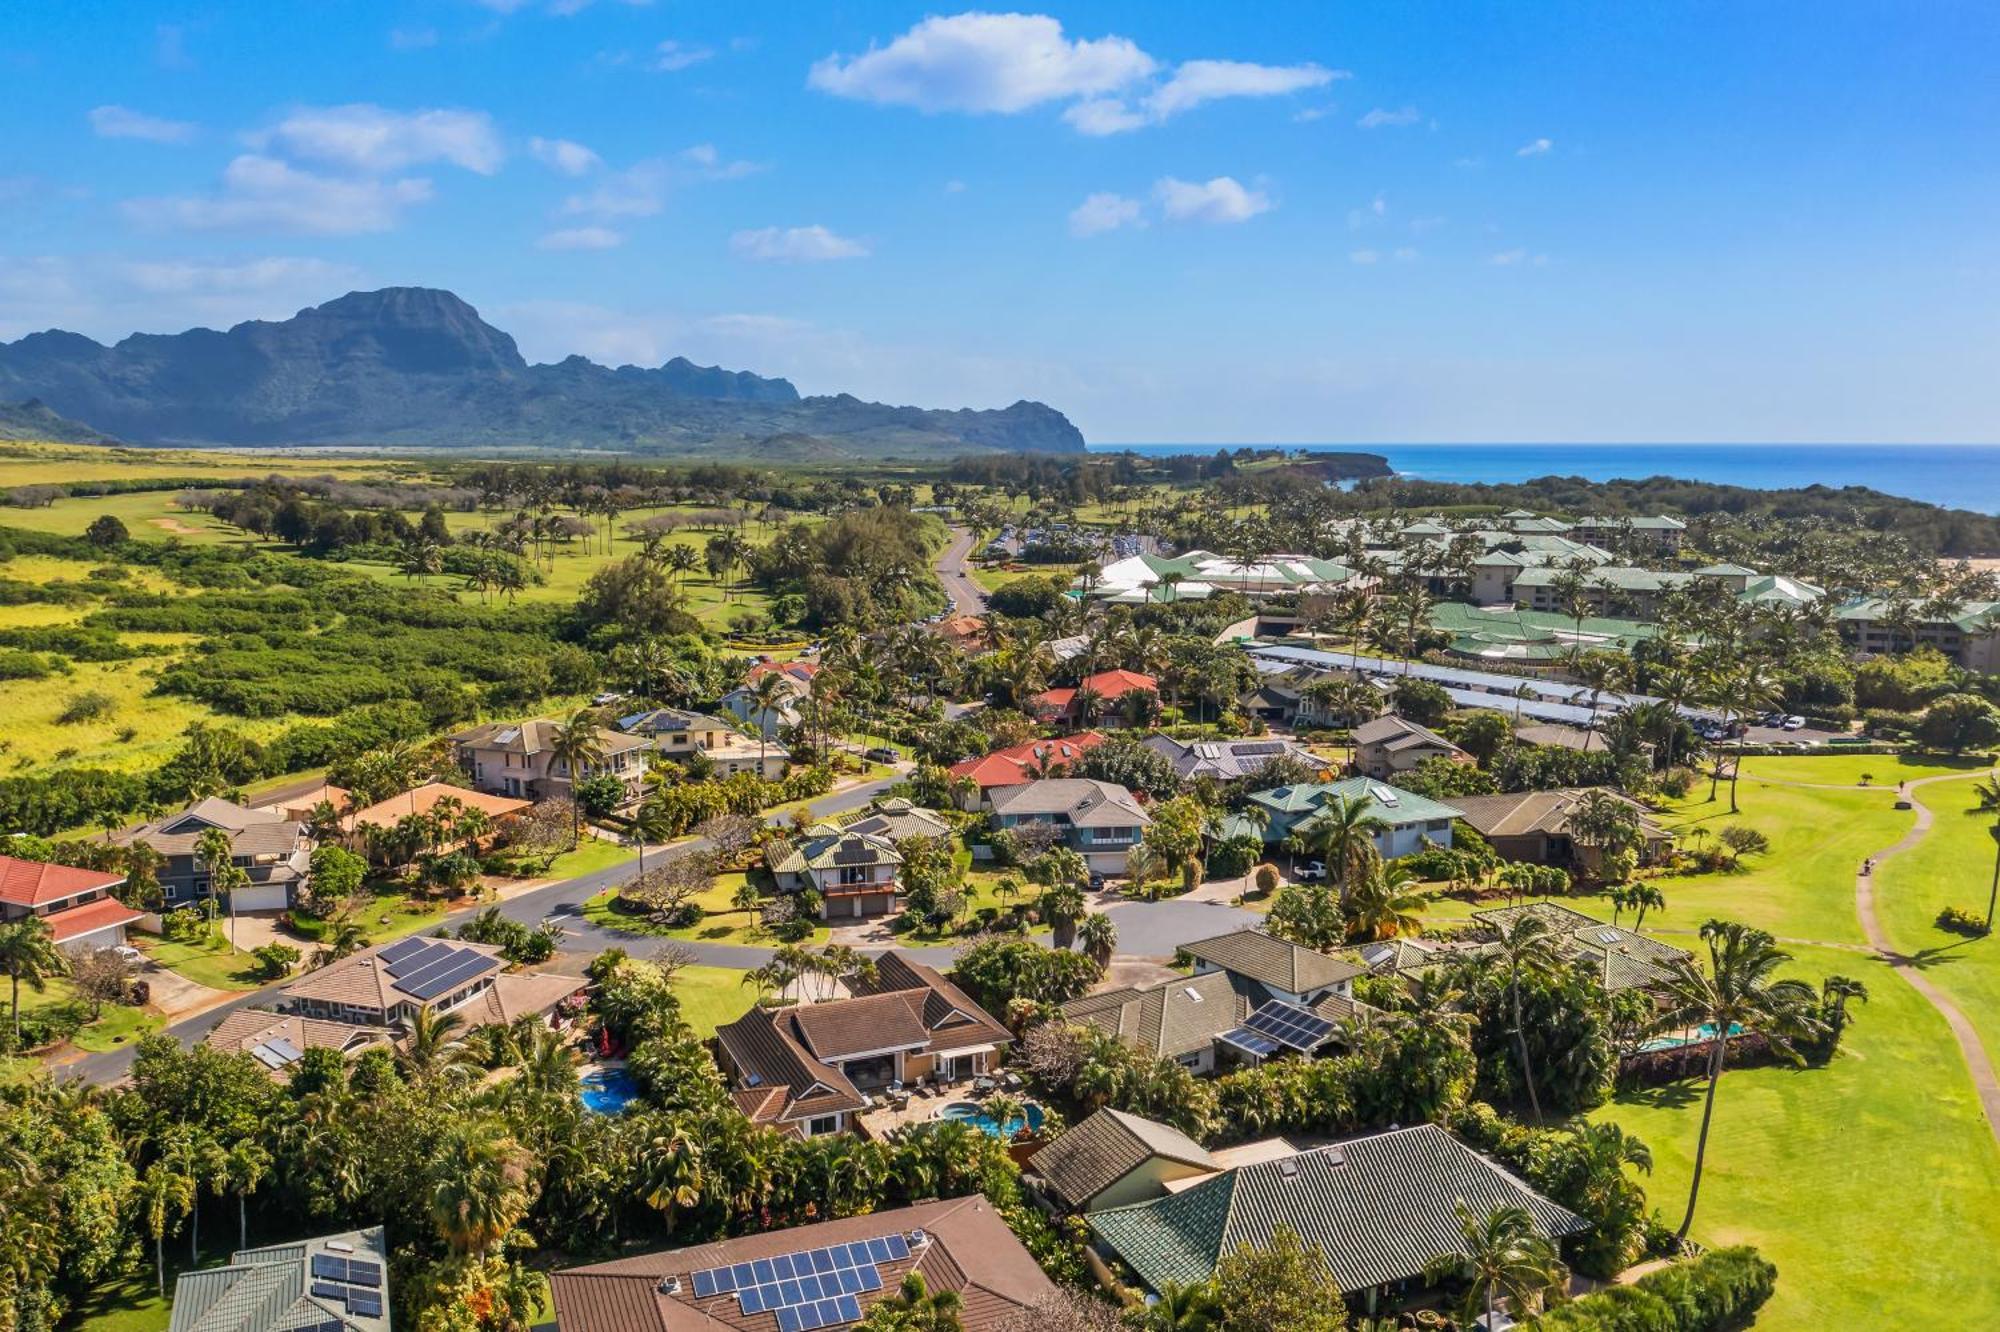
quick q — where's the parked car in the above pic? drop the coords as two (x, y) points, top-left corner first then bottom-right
(1088, 872), (1106, 891)
(1296, 860), (1327, 881)
(1782, 715), (1807, 730)
(864, 746), (901, 763)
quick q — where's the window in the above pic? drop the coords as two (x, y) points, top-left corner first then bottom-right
(807, 1115), (841, 1137)
(841, 865), (872, 885)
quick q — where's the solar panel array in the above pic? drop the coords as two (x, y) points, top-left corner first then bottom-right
(689, 1232), (910, 1331)
(1219, 1000), (1336, 1059)
(250, 1036), (302, 1070)
(308, 1252), (383, 1320)
(1248, 644), (1723, 720)
(376, 937), (500, 1003)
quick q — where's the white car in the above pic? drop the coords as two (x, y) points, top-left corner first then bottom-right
(1782, 715), (1806, 731)
(1296, 860), (1327, 882)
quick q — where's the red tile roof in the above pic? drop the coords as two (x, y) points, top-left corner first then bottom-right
(0, 855), (124, 909)
(1031, 669), (1158, 717)
(44, 896), (145, 943)
(747, 659), (820, 684)
(946, 732), (1109, 789)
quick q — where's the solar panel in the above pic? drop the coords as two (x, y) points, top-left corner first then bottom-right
(398, 950), (499, 1002)
(346, 1260), (381, 1288)
(311, 1281), (348, 1301)
(251, 1044), (291, 1070)
(348, 1291), (383, 1318)
(378, 935), (430, 966)
(264, 1036), (302, 1063)
(1219, 1027), (1282, 1058)
(381, 939), (452, 978)
(831, 841), (876, 866)
(709, 1235), (901, 1326)
(1240, 1000), (1335, 1052)
(311, 1254), (347, 1282)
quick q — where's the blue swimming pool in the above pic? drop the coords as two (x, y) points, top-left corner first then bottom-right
(1638, 1022), (1745, 1053)
(579, 1066), (640, 1114)
(936, 1100), (1044, 1138)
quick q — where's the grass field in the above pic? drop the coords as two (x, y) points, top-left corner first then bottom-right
(675, 963), (759, 1037)
(582, 868), (832, 947)
(135, 933), (265, 991)
(283, 889), (452, 947)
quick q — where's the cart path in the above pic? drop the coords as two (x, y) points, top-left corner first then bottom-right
(1851, 770), (2000, 1143)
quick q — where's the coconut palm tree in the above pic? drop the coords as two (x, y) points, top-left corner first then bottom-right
(1482, 913), (1563, 1122)
(547, 709), (609, 842)
(1975, 773), (2000, 930)
(1078, 911), (1118, 966)
(749, 672), (793, 774)
(1422, 1202), (1568, 1332)
(1302, 794), (1390, 900)
(136, 1163), (194, 1296)
(429, 1121), (538, 1256)
(399, 1006), (476, 1082)
(0, 917), (67, 1044)
(1128, 1280), (1218, 1332)
(1655, 920), (1823, 1242)
(224, 1140), (272, 1250)
(1344, 861), (1426, 941)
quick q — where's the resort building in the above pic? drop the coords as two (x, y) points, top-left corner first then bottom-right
(1835, 597), (2000, 674)
(1088, 550), (1364, 605)
(549, 1196), (1057, 1332)
(1088, 1125), (1588, 1306)
(0, 855), (143, 952)
(167, 1226), (389, 1332)
(113, 798), (313, 912)
(448, 718), (651, 807)
(712, 954), (1011, 1137)
(618, 706), (788, 779)
(1569, 513), (1688, 554)
(987, 778), (1151, 876)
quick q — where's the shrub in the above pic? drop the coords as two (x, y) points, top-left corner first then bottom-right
(1937, 905), (1989, 937)
(250, 943), (302, 980)
(1203, 833), (1262, 880)
(55, 691), (116, 725)
(1532, 1245), (1776, 1331)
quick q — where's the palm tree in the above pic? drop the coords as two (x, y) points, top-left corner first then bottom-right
(1625, 883), (1666, 929)
(136, 1163), (195, 1296)
(224, 1140), (272, 1250)
(195, 825), (244, 942)
(399, 1005), (475, 1082)
(1344, 861), (1426, 941)
(1975, 774), (2000, 930)
(1654, 920), (1823, 1242)
(631, 794), (673, 880)
(0, 917), (67, 1044)
(1128, 1279), (1217, 1332)
(429, 1121), (538, 1255)
(1078, 911), (1117, 966)
(1422, 1202), (1568, 1330)
(1302, 794), (1390, 900)
(1483, 914), (1563, 1122)
(1819, 975), (1869, 1050)
(547, 708), (608, 842)
(749, 672), (792, 774)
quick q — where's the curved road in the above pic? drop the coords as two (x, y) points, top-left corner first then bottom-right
(935, 527), (988, 614)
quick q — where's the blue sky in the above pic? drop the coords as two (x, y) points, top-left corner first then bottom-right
(2, 1), (1997, 443)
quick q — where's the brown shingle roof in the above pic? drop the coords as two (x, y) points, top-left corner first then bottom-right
(1028, 1108), (1217, 1211)
(1181, 929), (1365, 995)
(549, 1196), (1056, 1332)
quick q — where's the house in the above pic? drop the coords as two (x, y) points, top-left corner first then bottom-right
(930, 614), (991, 653)
(1450, 788), (1675, 874)
(346, 782), (531, 842)
(1180, 929), (1366, 1009)
(1351, 715), (1471, 780)
(945, 732), (1108, 808)
(448, 718), (651, 807)
(168, 1226), (389, 1332)
(748, 658), (821, 687)
(712, 953), (1011, 1136)
(1027, 1107), (1218, 1213)
(202, 1009), (390, 1078)
(1470, 901), (1688, 992)
(274, 935), (585, 1030)
(548, 1196), (1057, 1332)
(1340, 936), (1445, 980)
(1088, 1125), (1588, 1303)
(1218, 778), (1462, 860)
(765, 827), (904, 920)
(113, 798), (312, 912)
(839, 798), (954, 845)
(987, 778), (1151, 875)
(1141, 734), (1329, 783)
(720, 677), (805, 738)
(0, 855), (144, 952)
(619, 706), (788, 779)
(1031, 669), (1160, 727)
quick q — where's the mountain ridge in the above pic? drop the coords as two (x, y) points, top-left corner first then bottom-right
(0, 287), (1085, 459)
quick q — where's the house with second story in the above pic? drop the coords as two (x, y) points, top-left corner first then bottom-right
(0, 855), (144, 953)
(987, 778), (1151, 876)
(270, 935), (586, 1032)
(763, 799), (953, 920)
(1217, 777), (1462, 861)
(1350, 715), (1471, 780)
(113, 798), (313, 912)
(617, 706), (789, 779)
(448, 718), (652, 808)
(713, 953), (1012, 1136)
(945, 732), (1108, 810)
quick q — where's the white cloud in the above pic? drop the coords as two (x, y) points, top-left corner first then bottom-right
(115, 256), (353, 297)
(529, 136), (602, 176)
(89, 105), (197, 144)
(1489, 248), (1547, 266)
(809, 13), (1156, 114)
(729, 225), (869, 262)
(1154, 175), (1271, 224)
(943, 179), (967, 194)
(124, 154), (433, 234)
(653, 40), (714, 71)
(1357, 106), (1420, 129)
(254, 104), (503, 175)
(562, 160), (669, 217)
(1517, 137), (1553, 157)
(538, 226), (623, 250)
(1069, 192), (1143, 237)
(1144, 59), (1341, 120)
(1349, 249), (1379, 265)
(1393, 247), (1418, 261)
(1061, 98), (1148, 135)
(680, 143), (761, 180)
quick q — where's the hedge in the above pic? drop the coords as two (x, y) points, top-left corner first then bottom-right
(1532, 1246), (1776, 1331)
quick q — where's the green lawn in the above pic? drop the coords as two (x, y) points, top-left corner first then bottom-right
(582, 869), (830, 947)
(523, 836), (638, 882)
(135, 933), (265, 991)
(674, 964), (760, 1037)
(283, 889), (451, 947)
(67, 1002), (164, 1053)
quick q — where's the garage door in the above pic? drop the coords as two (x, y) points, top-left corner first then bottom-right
(229, 884), (291, 912)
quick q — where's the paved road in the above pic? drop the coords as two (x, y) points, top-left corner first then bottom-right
(934, 526), (988, 615)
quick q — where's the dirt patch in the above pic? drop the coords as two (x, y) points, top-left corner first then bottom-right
(148, 516), (205, 536)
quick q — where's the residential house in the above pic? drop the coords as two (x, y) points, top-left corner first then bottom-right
(748, 659), (821, 687)
(1218, 778), (1462, 860)
(1141, 734), (1330, 783)
(202, 1009), (390, 1079)
(945, 732), (1108, 809)
(1027, 1107), (1218, 1213)
(713, 953), (1011, 1136)
(764, 800), (954, 920)
(346, 782), (530, 844)
(1350, 715), (1471, 780)
(929, 613), (991, 653)
(0, 855), (144, 952)
(1451, 788), (1675, 875)
(273, 935), (585, 1030)
(839, 797), (954, 845)
(448, 718), (651, 807)
(1470, 901), (1688, 992)
(719, 676), (806, 738)
(168, 1227), (389, 1332)
(1836, 597), (2000, 674)
(1030, 669), (1160, 728)
(113, 798), (312, 912)
(247, 779), (350, 823)
(549, 1196), (1057, 1332)
(1181, 929), (1366, 1009)
(1088, 1125), (1587, 1303)
(619, 706), (789, 779)
(987, 778), (1151, 875)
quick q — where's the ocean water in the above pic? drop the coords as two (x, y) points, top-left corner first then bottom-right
(1089, 443), (2000, 514)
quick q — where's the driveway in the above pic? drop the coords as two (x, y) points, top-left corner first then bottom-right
(1102, 898), (1263, 958)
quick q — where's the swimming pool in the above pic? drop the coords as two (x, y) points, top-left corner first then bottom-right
(579, 1066), (640, 1114)
(936, 1100), (1044, 1138)
(1637, 1022), (1744, 1053)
